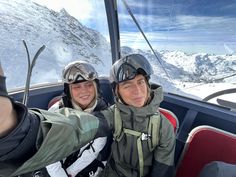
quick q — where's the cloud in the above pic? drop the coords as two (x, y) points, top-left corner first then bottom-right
(33, 0), (236, 54)
(117, 0), (236, 54)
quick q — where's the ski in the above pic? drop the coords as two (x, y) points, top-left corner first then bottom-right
(22, 40), (46, 106)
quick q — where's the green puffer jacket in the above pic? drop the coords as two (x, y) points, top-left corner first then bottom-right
(0, 105), (99, 177)
(101, 85), (176, 177)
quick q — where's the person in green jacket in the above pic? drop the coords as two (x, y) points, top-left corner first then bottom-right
(98, 53), (176, 177)
(0, 62), (110, 177)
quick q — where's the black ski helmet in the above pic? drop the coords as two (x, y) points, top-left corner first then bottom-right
(110, 53), (153, 88)
(62, 60), (100, 98)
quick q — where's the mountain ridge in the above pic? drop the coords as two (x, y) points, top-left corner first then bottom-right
(0, 0), (235, 94)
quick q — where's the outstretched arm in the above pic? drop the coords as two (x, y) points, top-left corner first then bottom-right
(0, 63), (17, 138)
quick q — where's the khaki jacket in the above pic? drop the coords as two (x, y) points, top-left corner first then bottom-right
(0, 105), (99, 177)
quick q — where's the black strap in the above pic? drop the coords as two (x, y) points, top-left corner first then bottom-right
(76, 159), (105, 177)
(176, 109), (198, 143)
(18, 167), (50, 177)
(62, 95), (73, 108)
(63, 150), (81, 168)
(175, 109), (198, 164)
(0, 75), (8, 98)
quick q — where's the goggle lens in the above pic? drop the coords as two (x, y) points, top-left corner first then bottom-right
(116, 63), (137, 83)
(63, 63), (97, 84)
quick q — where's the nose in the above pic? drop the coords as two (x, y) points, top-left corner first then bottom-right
(132, 84), (142, 94)
(79, 85), (87, 93)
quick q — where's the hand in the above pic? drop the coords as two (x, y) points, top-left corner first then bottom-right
(0, 61), (17, 138)
(0, 97), (17, 137)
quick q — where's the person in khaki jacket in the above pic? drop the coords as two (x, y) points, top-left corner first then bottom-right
(97, 53), (176, 177)
(0, 61), (110, 177)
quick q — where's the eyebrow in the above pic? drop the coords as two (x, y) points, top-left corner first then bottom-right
(138, 78), (145, 82)
(120, 77), (145, 86)
(119, 81), (132, 86)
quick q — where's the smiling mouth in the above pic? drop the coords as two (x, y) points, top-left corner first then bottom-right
(80, 95), (90, 99)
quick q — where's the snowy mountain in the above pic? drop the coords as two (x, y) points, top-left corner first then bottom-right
(0, 0), (111, 88)
(0, 0), (235, 100)
(122, 48), (236, 83)
(162, 51), (236, 82)
(121, 47), (236, 95)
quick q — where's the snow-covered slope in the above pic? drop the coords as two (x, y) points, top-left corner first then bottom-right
(0, 0), (235, 101)
(0, 0), (111, 88)
(122, 47), (236, 84)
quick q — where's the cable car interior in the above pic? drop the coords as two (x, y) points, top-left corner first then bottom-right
(1, 0), (236, 176)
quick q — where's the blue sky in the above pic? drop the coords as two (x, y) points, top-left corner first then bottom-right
(117, 0), (236, 54)
(33, 0), (236, 55)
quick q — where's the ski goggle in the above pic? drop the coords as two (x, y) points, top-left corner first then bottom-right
(115, 63), (138, 83)
(111, 54), (153, 83)
(62, 62), (98, 84)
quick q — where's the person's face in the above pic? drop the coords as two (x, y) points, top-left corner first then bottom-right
(118, 74), (149, 108)
(70, 81), (96, 109)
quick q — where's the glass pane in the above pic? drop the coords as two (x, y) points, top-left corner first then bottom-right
(118, 0), (236, 105)
(0, 0), (111, 90)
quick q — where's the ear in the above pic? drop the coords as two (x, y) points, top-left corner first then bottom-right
(115, 85), (128, 105)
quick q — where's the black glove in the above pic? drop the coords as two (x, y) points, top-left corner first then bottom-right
(0, 75), (8, 98)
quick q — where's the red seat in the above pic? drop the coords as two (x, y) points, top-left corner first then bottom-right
(48, 95), (62, 109)
(159, 107), (179, 134)
(175, 125), (236, 177)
